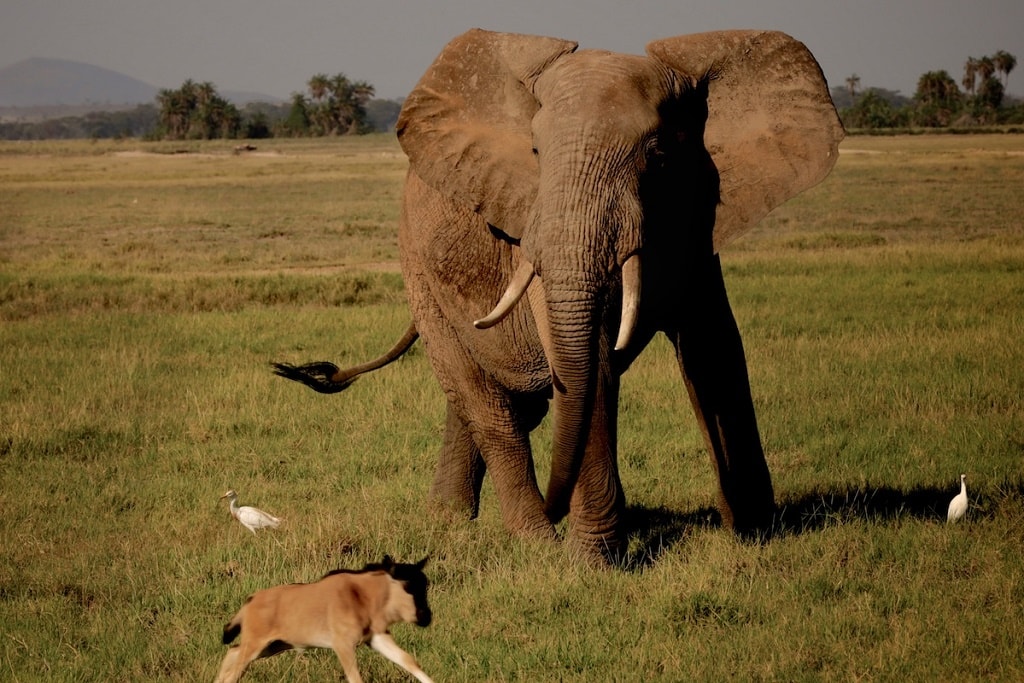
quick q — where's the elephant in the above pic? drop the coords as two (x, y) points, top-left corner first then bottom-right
(274, 28), (844, 563)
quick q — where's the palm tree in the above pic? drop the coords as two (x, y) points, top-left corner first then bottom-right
(303, 72), (377, 136)
(194, 81), (218, 138)
(349, 80), (376, 133)
(179, 79), (198, 111)
(306, 74), (332, 135)
(351, 81), (375, 103)
(284, 93), (311, 136)
(156, 88), (178, 138)
(216, 100), (241, 139)
(962, 58), (978, 95)
(196, 81), (216, 107)
(308, 74), (330, 102)
(927, 71), (961, 102)
(973, 56), (1006, 114)
(993, 50), (1016, 89)
(156, 87), (191, 139)
(914, 70), (961, 127)
(845, 73), (861, 101)
(976, 56), (996, 84)
(328, 73), (354, 134)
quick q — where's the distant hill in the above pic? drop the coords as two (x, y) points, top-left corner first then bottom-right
(0, 58), (157, 107)
(0, 57), (280, 110)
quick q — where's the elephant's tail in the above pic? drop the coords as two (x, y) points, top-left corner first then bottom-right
(272, 322), (419, 394)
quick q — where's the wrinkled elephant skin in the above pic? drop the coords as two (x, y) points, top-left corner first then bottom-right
(277, 28), (844, 563)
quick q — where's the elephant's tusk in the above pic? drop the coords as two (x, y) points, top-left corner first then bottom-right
(473, 260), (536, 329)
(614, 254), (641, 351)
(526, 276), (562, 391)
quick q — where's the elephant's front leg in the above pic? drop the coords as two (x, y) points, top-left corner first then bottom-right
(462, 391), (555, 539)
(413, 311), (554, 538)
(429, 404), (486, 518)
(671, 254), (775, 536)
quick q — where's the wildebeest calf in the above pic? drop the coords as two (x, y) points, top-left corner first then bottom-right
(215, 556), (434, 683)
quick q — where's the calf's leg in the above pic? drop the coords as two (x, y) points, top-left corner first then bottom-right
(370, 633), (435, 683)
(333, 640), (364, 683)
(214, 646), (249, 683)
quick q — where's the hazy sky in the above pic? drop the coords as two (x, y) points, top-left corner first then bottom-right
(3, 0), (1022, 101)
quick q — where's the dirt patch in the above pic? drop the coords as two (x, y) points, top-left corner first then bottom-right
(110, 150), (285, 159)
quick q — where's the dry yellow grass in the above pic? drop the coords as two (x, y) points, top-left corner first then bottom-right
(1, 133), (1022, 681)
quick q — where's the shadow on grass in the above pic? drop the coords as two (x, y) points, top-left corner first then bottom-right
(621, 477), (1024, 570)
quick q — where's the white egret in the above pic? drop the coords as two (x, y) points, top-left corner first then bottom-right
(946, 474), (967, 523)
(220, 489), (282, 534)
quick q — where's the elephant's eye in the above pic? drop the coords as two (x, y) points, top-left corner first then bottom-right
(644, 139), (667, 168)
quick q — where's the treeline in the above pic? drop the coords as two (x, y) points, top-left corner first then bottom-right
(150, 74), (402, 140)
(154, 80), (242, 139)
(0, 74), (403, 141)
(835, 50), (1022, 130)
(3, 51), (1022, 140)
(0, 104), (161, 141)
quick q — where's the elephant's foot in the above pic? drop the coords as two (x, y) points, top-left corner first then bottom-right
(427, 494), (479, 523)
(506, 509), (558, 542)
(565, 521), (624, 567)
(428, 477), (482, 520)
(718, 484), (776, 540)
(725, 503), (778, 541)
(427, 492), (556, 542)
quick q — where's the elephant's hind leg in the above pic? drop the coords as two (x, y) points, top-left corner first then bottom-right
(430, 405), (486, 518)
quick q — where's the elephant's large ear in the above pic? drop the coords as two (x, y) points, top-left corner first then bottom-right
(397, 29), (578, 239)
(647, 31), (844, 251)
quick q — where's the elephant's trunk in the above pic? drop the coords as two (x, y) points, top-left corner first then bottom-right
(512, 149), (638, 543)
(541, 281), (601, 523)
(541, 277), (626, 561)
(537, 256), (627, 510)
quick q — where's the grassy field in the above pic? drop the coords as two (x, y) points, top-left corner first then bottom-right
(1, 133), (1023, 682)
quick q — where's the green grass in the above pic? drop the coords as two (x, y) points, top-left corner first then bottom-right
(1, 135), (1022, 681)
